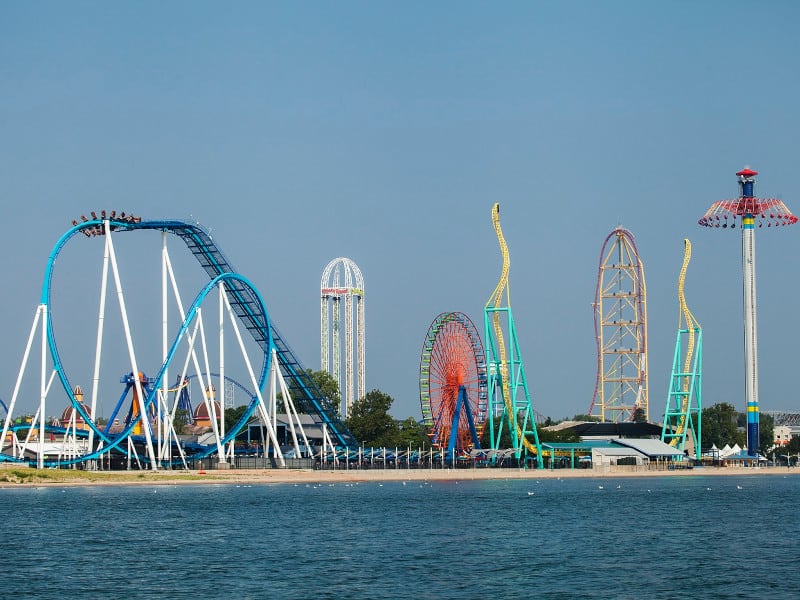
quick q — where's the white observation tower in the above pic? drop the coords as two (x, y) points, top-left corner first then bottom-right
(321, 258), (365, 418)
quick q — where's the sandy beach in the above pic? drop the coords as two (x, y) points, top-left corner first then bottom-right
(1, 464), (798, 487)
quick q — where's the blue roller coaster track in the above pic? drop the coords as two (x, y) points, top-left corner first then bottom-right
(46, 217), (357, 451)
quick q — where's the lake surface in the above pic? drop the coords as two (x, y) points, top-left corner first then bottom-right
(1, 473), (798, 599)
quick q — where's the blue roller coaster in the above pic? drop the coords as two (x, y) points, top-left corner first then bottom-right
(0, 214), (357, 469)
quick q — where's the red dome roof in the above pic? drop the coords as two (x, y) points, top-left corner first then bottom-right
(60, 403), (92, 423)
(193, 401), (222, 421)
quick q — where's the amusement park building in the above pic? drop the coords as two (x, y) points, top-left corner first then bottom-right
(540, 439), (685, 469)
(538, 421), (684, 468)
(545, 421), (665, 441)
(764, 412), (800, 445)
(242, 414), (325, 450)
(774, 426), (793, 446)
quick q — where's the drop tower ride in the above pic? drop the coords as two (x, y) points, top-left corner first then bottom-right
(698, 168), (797, 456)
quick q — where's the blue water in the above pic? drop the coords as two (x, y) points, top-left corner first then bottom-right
(1, 474), (798, 599)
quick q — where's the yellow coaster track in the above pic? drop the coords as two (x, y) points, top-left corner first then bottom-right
(671, 238), (700, 445)
(486, 203), (538, 455)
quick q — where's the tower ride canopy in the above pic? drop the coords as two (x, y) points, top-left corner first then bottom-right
(0, 215), (356, 469)
(483, 204), (542, 467)
(320, 257), (365, 419)
(698, 167), (797, 456)
(589, 227), (649, 423)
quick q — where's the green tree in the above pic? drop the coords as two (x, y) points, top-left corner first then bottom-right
(782, 435), (800, 457)
(479, 420), (516, 448)
(309, 369), (341, 413)
(225, 405), (250, 429)
(394, 416), (429, 449)
(631, 407), (647, 423)
(345, 389), (399, 447)
(174, 409), (190, 435)
(758, 412), (775, 456)
(538, 426), (581, 443)
(571, 414), (601, 422)
(269, 369), (337, 415)
(702, 402), (745, 449)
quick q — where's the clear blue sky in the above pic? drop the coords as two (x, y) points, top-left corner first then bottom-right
(2, 1), (800, 422)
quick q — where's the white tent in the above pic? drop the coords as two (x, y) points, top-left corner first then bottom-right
(719, 444), (734, 458)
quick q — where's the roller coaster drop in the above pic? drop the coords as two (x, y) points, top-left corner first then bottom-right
(484, 204), (543, 466)
(661, 239), (702, 459)
(0, 215), (356, 469)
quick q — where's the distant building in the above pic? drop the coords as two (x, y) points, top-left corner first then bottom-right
(544, 420), (664, 440)
(540, 421), (685, 469)
(763, 411), (800, 443)
(59, 385), (92, 431)
(774, 425), (792, 446)
(244, 414), (324, 449)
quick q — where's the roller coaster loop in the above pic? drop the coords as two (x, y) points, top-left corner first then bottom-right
(0, 216), (356, 469)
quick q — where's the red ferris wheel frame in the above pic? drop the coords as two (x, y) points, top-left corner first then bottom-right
(419, 312), (488, 454)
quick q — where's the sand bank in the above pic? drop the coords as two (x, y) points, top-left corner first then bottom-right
(1, 465), (798, 488)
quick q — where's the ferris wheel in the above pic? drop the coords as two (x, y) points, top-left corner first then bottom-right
(419, 312), (488, 457)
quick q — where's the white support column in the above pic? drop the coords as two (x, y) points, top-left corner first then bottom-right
(38, 304), (47, 469)
(333, 297), (341, 412)
(1, 306), (43, 457)
(161, 231), (169, 462)
(345, 293), (354, 416)
(265, 344), (276, 461)
(89, 227), (111, 461)
(219, 282), (226, 452)
(187, 309), (226, 461)
(321, 295), (329, 372)
(105, 226), (158, 469)
(275, 349), (313, 458)
(220, 290), (284, 466)
(357, 294), (365, 405)
(742, 222), (759, 455)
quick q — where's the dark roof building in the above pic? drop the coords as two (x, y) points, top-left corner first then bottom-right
(546, 420), (664, 440)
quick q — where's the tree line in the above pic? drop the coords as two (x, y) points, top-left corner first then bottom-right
(237, 369), (788, 455)
(346, 396), (789, 456)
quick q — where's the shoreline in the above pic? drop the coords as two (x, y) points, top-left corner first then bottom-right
(1, 465), (798, 488)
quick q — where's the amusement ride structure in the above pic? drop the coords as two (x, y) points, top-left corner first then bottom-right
(698, 167), (797, 456)
(0, 213), (356, 469)
(661, 239), (702, 459)
(418, 204), (542, 466)
(483, 204), (542, 466)
(589, 227), (649, 422)
(419, 312), (487, 459)
(320, 257), (365, 418)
